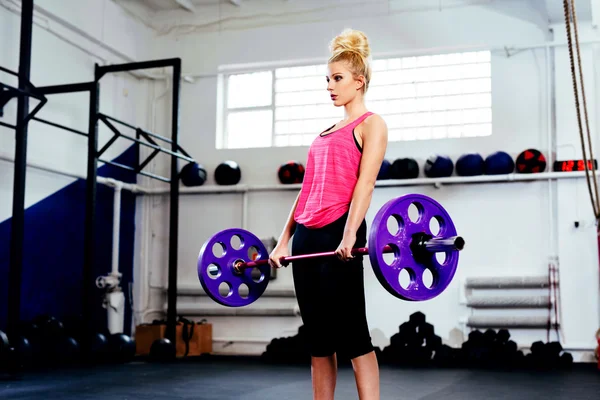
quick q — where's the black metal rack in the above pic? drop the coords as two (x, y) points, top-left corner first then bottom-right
(4, 0), (38, 341)
(1, 0), (187, 344)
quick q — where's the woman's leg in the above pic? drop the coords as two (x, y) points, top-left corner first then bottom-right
(351, 351), (380, 400)
(335, 219), (379, 400)
(292, 224), (338, 400)
(311, 354), (337, 400)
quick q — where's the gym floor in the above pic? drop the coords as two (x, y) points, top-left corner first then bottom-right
(1, 357), (599, 400)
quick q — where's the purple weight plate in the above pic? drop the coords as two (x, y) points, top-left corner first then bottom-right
(368, 194), (459, 301)
(197, 228), (270, 307)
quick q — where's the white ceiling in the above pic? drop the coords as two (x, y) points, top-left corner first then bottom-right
(113, 0), (596, 34)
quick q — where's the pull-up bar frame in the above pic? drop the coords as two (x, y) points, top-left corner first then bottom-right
(1, 0), (186, 345)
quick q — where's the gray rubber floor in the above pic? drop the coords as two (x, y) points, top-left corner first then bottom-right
(1, 358), (599, 399)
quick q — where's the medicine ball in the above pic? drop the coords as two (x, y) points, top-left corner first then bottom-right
(86, 332), (109, 364)
(215, 160), (241, 185)
(377, 159), (392, 180)
(278, 161), (305, 184)
(391, 158), (419, 179)
(456, 153), (484, 176)
(108, 334), (136, 364)
(150, 338), (176, 362)
(180, 162), (207, 187)
(57, 336), (80, 366)
(10, 335), (34, 369)
(0, 329), (9, 360)
(34, 315), (65, 340)
(424, 155), (454, 178)
(485, 151), (515, 175)
(516, 149), (546, 173)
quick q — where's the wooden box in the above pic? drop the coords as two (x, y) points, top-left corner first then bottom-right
(135, 321), (212, 357)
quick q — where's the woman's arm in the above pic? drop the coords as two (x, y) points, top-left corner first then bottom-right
(336, 114), (388, 261)
(277, 190), (301, 246)
(269, 190), (301, 268)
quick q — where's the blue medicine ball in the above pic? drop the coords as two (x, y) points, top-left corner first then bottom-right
(456, 153), (485, 176)
(485, 151), (515, 175)
(377, 159), (392, 180)
(424, 155), (454, 178)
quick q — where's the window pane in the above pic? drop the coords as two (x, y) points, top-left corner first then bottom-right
(227, 110), (273, 148)
(432, 126), (447, 139)
(275, 120), (289, 134)
(417, 126), (432, 140)
(477, 51), (491, 62)
(303, 134), (316, 145)
(388, 58), (402, 70)
(403, 57), (417, 68)
(227, 71), (272, 109)
(289, 134), (304, 146)
(402, 128), (418, 140)
(372, 59), (387, 71)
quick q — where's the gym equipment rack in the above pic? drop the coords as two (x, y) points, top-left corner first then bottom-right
(1, 0), (189, 346)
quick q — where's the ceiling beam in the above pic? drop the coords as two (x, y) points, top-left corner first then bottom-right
(174, 0), (196, 13)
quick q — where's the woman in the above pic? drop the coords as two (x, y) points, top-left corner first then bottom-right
(269, 28), (388, 400)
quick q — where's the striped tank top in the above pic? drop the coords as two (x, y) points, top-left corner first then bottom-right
(294, 111), (373, 229)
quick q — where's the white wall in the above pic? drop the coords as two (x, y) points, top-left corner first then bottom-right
(145, 5), (600, 360)
(552, 21), (600, 359)
(0, 0), (156, 222)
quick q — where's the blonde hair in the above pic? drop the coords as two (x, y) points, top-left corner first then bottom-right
(328, 29), (372, 93)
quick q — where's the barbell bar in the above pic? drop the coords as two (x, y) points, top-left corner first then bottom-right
(235, 236), (465, 272)
(197, 193), (465, 307)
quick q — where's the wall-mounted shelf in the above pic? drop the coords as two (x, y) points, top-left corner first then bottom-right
(147, 171), (593, 195)
(6, 149), (591, 196)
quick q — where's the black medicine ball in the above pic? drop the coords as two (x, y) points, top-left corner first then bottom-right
(485, 151), (515, 175)
(516, 149), (546, 174)
(215, 160), (241, 185)
(0, 329), (9, 355)
(150, 338), (176, 362)
(180, 162), (207, 187)
(377, 159), (392, 180)
(278, 161), (305, 184)
(391, 158), (419, 179)
(456, 153), (484, 176)
(424, 155), (454, 178)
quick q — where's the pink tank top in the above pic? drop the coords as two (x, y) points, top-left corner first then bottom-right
(294, 112), (373, 229)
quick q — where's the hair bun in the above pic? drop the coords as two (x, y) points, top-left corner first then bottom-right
(329, 29), (371, 60)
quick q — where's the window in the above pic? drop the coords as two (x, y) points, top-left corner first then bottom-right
(218, 51), (492, 149)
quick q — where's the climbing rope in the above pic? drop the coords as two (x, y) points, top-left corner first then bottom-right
(563, 0), (600, 219)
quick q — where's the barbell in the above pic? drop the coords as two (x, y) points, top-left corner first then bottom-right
(197, 194), (465, 307)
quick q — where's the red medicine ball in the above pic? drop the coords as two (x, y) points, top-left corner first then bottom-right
(516, 149), (546, 174)
(278, 161), (305, 184)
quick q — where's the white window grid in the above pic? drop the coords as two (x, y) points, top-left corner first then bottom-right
(220, 50), (492, 149)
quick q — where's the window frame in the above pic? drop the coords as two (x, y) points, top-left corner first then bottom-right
(217, 50), (492, 149)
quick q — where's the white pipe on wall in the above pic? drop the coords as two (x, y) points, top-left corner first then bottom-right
(0, 152), (147, 193)
(98, 182), (126, 334)
(545, 37), (562, 336)
(112, 181), (123, 275)
(241, 191), (248, 229)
